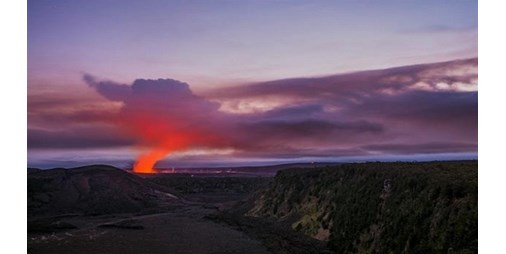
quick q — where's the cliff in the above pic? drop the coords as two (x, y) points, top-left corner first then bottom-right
(247, 161), (477, 253)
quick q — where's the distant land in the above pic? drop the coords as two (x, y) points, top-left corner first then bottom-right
(29, 162), (345, 177)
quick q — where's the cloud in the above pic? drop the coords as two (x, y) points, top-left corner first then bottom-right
(233, 119), (383, 149)
(362, 142), (477, 154)
(28, 58), (478, 167)
(207, 58), (477, 109)
(28, 125), (134, 149)
(83, 75), (226, 131)
(83, 74), (132, 102)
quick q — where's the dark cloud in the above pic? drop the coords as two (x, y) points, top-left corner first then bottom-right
(29, 108), (117, 126)
(84, 75), (222, 123)
(206, 58), (477, 102)
(362, 142), (477, 154)
(28, 126), (134, 149)
(237, 119), (383, 143)
(231, 146), (369, 159)
(204, 58), (477, 158)
(83, 74), (131, 102)
(259, 104), (325, 120)
(348, 91), (477, 130)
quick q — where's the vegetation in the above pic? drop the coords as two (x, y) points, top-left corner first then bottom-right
(247, 161), (477, 253)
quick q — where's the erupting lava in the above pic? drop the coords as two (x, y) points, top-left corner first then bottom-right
(127, 114), (220, 174)
(132, 132), (203, 173)
(133, 149), (168, 173)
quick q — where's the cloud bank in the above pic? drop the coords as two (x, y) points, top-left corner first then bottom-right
(27, 58), (477, 167)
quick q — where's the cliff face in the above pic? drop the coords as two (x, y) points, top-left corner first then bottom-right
(247, 161), (477, 253)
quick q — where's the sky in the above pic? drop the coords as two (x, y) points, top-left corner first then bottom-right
(27, 0), (478, 169)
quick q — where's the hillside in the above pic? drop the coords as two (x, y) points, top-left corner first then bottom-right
(28, 165), (178, 216)
(246, 161), (477, 253)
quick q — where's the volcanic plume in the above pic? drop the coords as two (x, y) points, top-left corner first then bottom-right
(85, 76), (225, 173)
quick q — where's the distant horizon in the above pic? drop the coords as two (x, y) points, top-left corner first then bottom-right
(28, 155), (478, 170)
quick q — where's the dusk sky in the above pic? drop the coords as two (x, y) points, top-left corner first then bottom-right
(28, 0), (477, 169)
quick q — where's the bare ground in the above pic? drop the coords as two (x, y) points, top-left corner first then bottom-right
(28, 197), (271, 254)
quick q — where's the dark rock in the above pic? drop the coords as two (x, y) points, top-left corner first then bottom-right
(98, 219), (144, 230)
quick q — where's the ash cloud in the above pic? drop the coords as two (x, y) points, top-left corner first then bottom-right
(82, 76), (229, 148)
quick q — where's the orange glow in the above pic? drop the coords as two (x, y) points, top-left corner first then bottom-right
(122, 112), (221, 174)
(133, 149), (167, 173)
(132, 133), (198, 173)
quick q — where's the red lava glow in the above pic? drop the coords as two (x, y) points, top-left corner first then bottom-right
(133, 149), (167, 173)
(132, 134), (197, 173)
(125, 113), (220, 174)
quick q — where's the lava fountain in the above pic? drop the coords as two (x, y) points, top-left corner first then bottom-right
(125, 111), (221, 174)
(132, 130), (204, 173)
(133, 149), (167, 173)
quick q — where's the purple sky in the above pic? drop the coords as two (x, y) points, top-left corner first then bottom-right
(28, 0), (477, 168)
